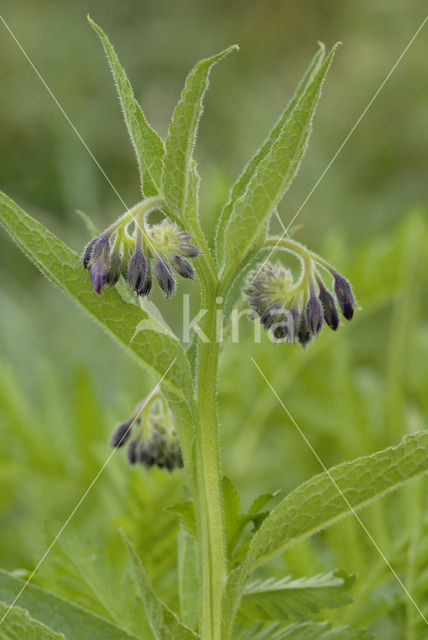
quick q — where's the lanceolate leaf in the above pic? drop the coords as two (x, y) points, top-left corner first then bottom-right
(0, 602), (65, 640)
(219, 43), (340, 289)
(248, 430), (428, 569)
(215, 43), (325, 268)
(123, 532), (200, 640)
(223, 431), (428, 636)
(88, 16), (164, 197)
(233, 621), (374, 640)
(0, 572), (139, 640)
(177, 527), (199, 630)
(162, 45), (238, 228)
(0, 193), (195, 481)
(239, 570), (354, 623)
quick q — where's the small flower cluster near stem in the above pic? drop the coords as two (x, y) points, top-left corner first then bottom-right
(82, 201), (201, 298)
(110, 392), (183, 472)
(244, 241), (357, 348)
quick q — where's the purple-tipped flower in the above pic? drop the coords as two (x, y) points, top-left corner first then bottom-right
(156, 259), (175, 298)
(176, 231), (202, 258)
(333, 273), (356, 320)
(172, 255), (195, 279)
(90, 256), (108, 295)
(128, 248), (149, 296)
(285, 308), (300, 343)
(106, 251), (121, 286)
(82, 214), (200, 300)
(261, 303), (284, 330)
(112, 395), (183, 472)
(127, 438), (139, 465)
(139, 258), (152, 296)
(297, 314), (312, 348)
(82, 237), (99, 269)
(305, 294), (323, 336)
(178, 243), (202, 258)
(318, 282), (339, 330)
(110, 419), (133, 448)
(244, 253), (357, 349)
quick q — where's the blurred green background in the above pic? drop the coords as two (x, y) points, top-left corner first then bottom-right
(0, 1), (427, 638)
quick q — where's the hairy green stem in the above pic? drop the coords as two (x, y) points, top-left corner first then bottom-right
(194, 281), (227, 640)
(265, 235), (335, 273)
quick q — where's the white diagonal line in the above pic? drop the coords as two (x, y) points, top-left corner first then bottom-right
(0, 14), (128, 211)
(0, 14), (165, 264)
(251, 356), (428, 626)
(253, 15), (427, 283)
(0, 359), (176, 625)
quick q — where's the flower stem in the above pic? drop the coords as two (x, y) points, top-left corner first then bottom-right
(265, 235), (335, 273)
(195, 283), (227, 640)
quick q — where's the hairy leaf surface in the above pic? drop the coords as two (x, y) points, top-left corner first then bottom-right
(239, 570), (354, 622)
(248, 430), (428, 569)
(0, 572), (139, 640)
(163, 46), (238, 229)
(215, 43), (325, 267)
(123, 532), (200, 640)
(233, 620), (373, 640)
(89, 17), (164, 197)
(220, 44), (339, 288)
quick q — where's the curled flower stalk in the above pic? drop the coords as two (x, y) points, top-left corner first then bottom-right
(245, 236), (358, 348)
(81, 197), (201, 298)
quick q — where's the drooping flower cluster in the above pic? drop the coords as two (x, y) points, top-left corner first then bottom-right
(82, 214), (201, 298)
(110, 394), (183, 472)
(244, 254), (357, 348)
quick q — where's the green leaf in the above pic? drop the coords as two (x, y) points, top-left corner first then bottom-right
(0, 603), (65, 640)
(233, 621), (374, 640)
(0, 573), (138, 640)
(247, 491), (280, 518)
(219, 43), (340, 288)
(122, 531), (200, 640)
(165, 501), (197, 537)
(177, 527), (199, 630)
(239, 570), (354, 623)
(162, 45), (238, 227)
(215, 43), (325, 268)
(88, 16), (164, 197)
(248, 430), (428, 570)
(223, 476), (242, 554)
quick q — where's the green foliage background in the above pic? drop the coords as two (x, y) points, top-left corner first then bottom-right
(0, 1), (427, 638)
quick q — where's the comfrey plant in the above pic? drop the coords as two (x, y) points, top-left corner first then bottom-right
(1, 16), (428, 640)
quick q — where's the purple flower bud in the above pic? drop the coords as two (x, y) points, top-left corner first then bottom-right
(179, 244), (201, 258)
(156, 259), (175, 298)
(128, 248), (148, 296)
(90, 256), (108, 295)
(285, 308), (300, 343)
(91, 234), (110, 261)
(127, 438), (139, 465)
(106, 252), (121, 286)
(318, 282), (339, 330)
(82, 237), (98, 269)
(260, 303), (283, 330)
(172, 255), (195, 279)
(305, 295), (323, 336)
(110, 419), (133, 448)
(297, 314), (312, 349)
(139, 258), (152, 296)
(334, 273), (356, 321)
